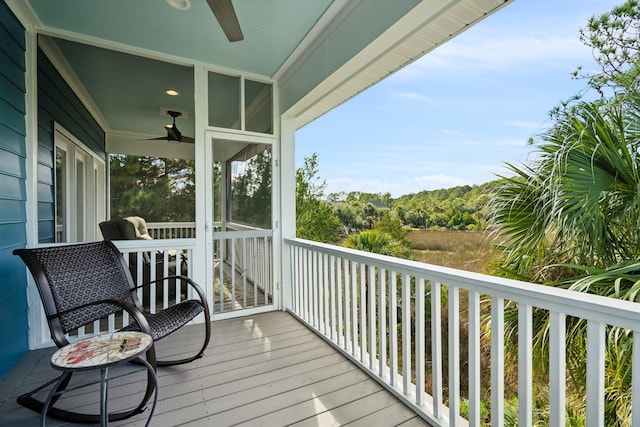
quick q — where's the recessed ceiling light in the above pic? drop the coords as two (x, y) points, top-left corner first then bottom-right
(165, 0), (191, 11)
(165, 89), (179, 96)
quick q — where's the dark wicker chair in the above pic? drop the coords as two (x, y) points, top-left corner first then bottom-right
(14, 240), (211, 423)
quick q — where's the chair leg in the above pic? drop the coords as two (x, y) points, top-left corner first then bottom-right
(18, 348), (156, 423)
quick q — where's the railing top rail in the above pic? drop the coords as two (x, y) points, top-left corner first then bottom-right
(113, 238), (197, 251)
(286, 237), (640, 330)
(215, 229), (272, 239)
(146, 222), (196, 228)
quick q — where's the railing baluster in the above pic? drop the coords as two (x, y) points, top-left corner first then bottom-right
(312, 250), (318, 328)
(549, 311), (566, 427)
(304, 248), (311, 322)
(344, 258), (351, 352)
(136, 252), (144, 311)
(292, 246), (299, 312)
(317, 250), (323, 328)
(330, 255), (337, 342)
(491, 297), (504, 427)
(368, 263), (376, 370)
(231, 237), (236, 311)
(416, 278), (425, 406)
(449, 285), (460, 426)
(586, 321), (605, 427)
(149, 251), (157, 314)
(323, 253), (330, 335)
(218, 239), (224, 312)
(431, 281), (443, 419)
(253, 236), (258, 307)
(163, 250), (169, 310)
(518, 303), (533, 427)
(390, 271), (398, 387)
(379, 268), (387, 379)
(468, 291), (481, 427)
(242, 238), (247, 308)
(351, 260), (358, 358)
(360, 263), (367, 365)
(336, 256), (343, 346)
(402, 273), (412, 395)
(633, 330), (640, 426)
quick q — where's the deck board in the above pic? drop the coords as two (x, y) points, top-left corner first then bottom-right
(0, 311), (430, 426)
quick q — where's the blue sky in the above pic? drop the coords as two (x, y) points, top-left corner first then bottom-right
(295, 0), (621, 197)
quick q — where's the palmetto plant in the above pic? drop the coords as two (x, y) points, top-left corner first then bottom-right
(490, 91), (640, 281)
(489, 89), (640, 425)
(344, 229), (408, 258)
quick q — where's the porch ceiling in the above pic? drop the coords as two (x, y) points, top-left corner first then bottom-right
(24, 0), (334, 77)
(6, 0), (513, 151)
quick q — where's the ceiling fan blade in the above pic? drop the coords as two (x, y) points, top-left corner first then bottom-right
(206, 0), (244, 42)
(145, 136), (173, 141)
(144, 134), (193, 143)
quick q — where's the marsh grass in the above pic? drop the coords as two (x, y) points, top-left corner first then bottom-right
(407, 230), (496, 273)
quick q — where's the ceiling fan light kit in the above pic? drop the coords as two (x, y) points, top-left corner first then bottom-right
(165, 0), (191, 11)
(145, 110), (195, 144)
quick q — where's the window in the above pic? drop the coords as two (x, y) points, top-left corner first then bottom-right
(208, 71), (273, 134)
(55, 127), (106, 242)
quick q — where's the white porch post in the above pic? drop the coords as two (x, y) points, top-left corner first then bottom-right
(193, 64), (212, 309)
(279, 116), (296, 310)
(24, 27), (49, 349)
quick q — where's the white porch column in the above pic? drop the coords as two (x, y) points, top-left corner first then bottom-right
(193, 64), (212, 310)
(279, 116), (296, 310)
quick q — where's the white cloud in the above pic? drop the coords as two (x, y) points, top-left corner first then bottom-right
(390, 91), (435, 102)
(395, 26), (591, 82)
(507, 120), (543, 130)
(441, 129), (464, 136)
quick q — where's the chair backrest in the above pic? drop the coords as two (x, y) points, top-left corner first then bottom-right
(99, 219), (137, 240)
(14, 241), (138, 347)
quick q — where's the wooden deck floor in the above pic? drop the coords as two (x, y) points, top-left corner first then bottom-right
(0, 312), (429, 426)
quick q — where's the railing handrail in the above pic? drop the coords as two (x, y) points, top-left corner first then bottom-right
(112, 238), (197, 251)
(285, 238), (640, 334)
(215, 229), (272, 239)
(146, 221), (196, 229)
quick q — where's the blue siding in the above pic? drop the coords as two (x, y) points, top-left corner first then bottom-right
(0, 1), (27, 380)
(37, 48), (106, 243)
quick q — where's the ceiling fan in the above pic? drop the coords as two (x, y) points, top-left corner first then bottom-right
(147, 110), (194, 144)
(206, 0), (244, 42)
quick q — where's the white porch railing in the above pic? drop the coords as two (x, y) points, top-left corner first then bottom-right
(213, 228), (274, 314)
(146, 221), (196, 239)
(64, 228), (273, 342)
(286, 237), (640, 427)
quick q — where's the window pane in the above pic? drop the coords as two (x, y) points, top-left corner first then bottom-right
(55, 149), (67, 243)
(208, 72), (240, 129)
(76, 158), (84, 241)
(245, 79), (273, 134)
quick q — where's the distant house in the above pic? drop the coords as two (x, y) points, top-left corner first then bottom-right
(370, 201), (389, 210)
